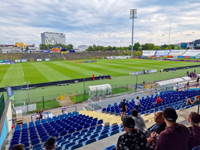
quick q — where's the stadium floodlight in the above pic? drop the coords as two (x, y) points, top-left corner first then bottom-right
(24, 82), (31, 105)
(130, 9), (137, 57)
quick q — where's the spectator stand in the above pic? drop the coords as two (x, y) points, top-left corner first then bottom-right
(102, 90), (200, 116)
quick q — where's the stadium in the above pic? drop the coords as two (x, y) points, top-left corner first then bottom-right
(1, 49), (200, 150)
(1, 0), (200, 150)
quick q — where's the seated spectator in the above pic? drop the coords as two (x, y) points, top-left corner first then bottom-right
(39, 109), (43, 120)
(146, 111), (166, 138)
(187, 112), (200, 149)
(61, 105), (67, 114)
(153, 96), (163, 105)
(45, 137), (56, 150)
(151, 107), (189, 150)
(132, 109), (146, 132)
(11, 144), (25, 150)
(116, 116), (149, 150)
(185, 96), (199, 106)
(36, 112), (40, 120)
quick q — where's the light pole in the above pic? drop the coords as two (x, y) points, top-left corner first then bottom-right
(83, 79), (85, 101)
(24, 82), (30, 104)
(135, 75), (138, 92)
(130, 9), (137, 57)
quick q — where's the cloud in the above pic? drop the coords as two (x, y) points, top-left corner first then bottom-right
(0, 0), (200, 47)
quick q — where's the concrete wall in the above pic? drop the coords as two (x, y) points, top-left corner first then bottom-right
(6, 101), (12, 132)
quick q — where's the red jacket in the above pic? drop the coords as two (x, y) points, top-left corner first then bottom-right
(156, 98), (162, 104)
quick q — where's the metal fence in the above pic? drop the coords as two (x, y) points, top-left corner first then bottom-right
(9, 84), (134, 112)
(0, 95), (5, 120)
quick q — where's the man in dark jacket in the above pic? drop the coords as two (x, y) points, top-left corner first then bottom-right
(152, 108), (190, 150)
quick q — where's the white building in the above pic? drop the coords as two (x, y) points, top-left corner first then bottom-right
(77, 45), (89, 52)
(41, 32), (66, 45)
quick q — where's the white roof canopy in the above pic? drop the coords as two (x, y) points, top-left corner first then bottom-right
(89, 84), (112, 92)
(155, 76), (191, 87)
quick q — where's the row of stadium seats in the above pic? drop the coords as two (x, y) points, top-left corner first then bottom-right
(102, 90), (200, 115)
(10, 111), (124, 150)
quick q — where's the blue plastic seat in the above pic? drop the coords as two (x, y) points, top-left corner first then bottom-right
(42, 136), (49, 142)
(68, 143), (83, 150)
(63, 142), (76, 149)
(60, 130), (67, 136)
(83, 138), (97, 146)
(90, 134), (99, 139)
(31, 139), (40, 145)
(98, 134), (108, 140)
(22, 141), (29, 147)
(104, 145), (116, 150)
(33, 144), (42, 149)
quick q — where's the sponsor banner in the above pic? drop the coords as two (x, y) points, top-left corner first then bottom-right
(51, 48), (61, 53)
(21, 59), (27, 62)
(130, 69), (157, 75)
(45, 58), (50, 61)
(169, 50), (186, 56)
(6, 86), (15, 101)
(107, 56), (130, 59)
(142, 50), (156, 56)
(182, 50), (200, 56)
(155, 50), (171, 56)
(42, 50), (50, 53)
(4, 60), (11, 64)
(37, 59), (42, 62)
(15, 59), (21, 63)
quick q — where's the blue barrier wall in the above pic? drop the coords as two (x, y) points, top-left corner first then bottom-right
(0, 116), (8, 149)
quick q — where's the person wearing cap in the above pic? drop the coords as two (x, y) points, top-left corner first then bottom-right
(116, 116), (149, 150)
(187, 112), (200, 149)
(151, 107), (189, 150)
(45, 137), (56, 150)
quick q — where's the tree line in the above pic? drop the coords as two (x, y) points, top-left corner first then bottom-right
(86, 43), (181, 51)
(39, 43), (181, 51)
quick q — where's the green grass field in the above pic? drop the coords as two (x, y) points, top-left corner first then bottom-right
(0, 59), (199, 87)
(1, 59), (200, 107)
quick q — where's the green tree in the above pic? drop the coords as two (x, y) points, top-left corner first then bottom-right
(86, 46), (94, 51)
(133, 42), (140, 51)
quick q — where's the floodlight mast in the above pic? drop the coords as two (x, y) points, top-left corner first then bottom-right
(130, 9), (137, 57)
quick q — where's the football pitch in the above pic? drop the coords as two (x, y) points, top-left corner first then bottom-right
(0, 59), (200, 87)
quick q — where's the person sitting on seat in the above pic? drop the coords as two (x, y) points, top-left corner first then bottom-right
(185, 96), (199, 106)
(116, 116), (149, 150)
(45, 137), (56, 150)
(11, 144), (25, 150)
(150, 107), (190, 150)
(132, 109), (146, 132)
(146, 111), (166, 138)
(61, 105), (67, 114)
(153, 96), (163, 105)
(187, 112), (200, 149)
